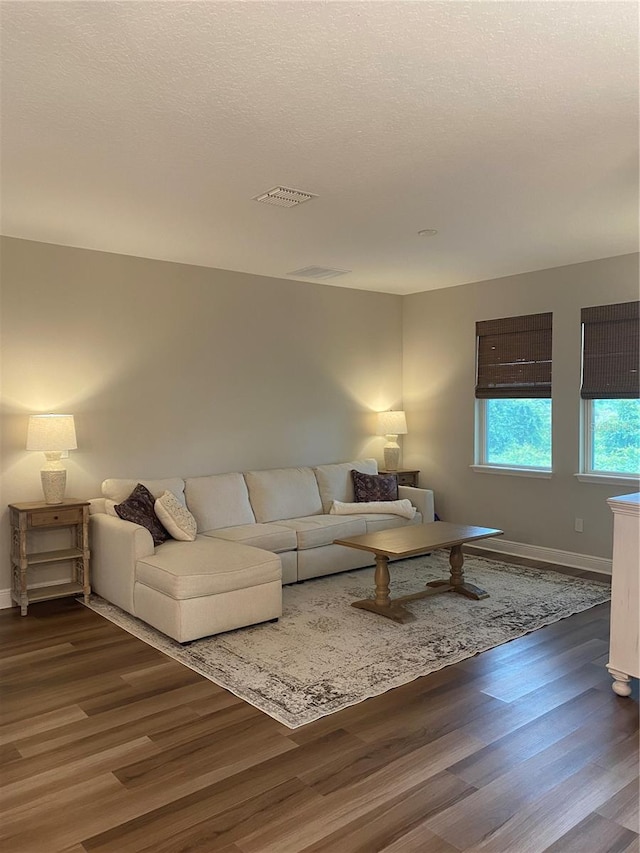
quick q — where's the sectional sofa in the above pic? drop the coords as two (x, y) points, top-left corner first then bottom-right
(89, 459), (435, 642)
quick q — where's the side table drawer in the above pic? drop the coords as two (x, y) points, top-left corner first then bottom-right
(29, 507), (84, 527)
(379, 469), (420, 488)
(396, 473), (418, 487)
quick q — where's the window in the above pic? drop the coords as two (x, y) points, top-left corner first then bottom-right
(581, 301), (640, 477)
(475, 312), (552, 471)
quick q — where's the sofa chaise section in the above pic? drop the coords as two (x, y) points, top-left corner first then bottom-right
(134, 537), (281, 643)
(90, 493), (282, 642)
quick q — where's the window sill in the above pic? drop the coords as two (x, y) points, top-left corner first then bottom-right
(574, 473), (640, 487)
(470, 465), (552, 479)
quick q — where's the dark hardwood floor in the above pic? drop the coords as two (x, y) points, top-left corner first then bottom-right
(1, 553), (637, 853)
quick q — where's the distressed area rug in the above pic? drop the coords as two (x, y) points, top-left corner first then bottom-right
(83, 552), (610, 728)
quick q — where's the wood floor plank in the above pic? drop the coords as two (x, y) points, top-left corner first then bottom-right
(592, 728), (640, 776)
(235, 730), (485, 853)
(542, 812), (638, 853)
(89, 776), (323, 853)
(459, 658), (611, 744)
(13, 684), (213, 758)
(426, 700), (635, 850)
(379, 824), (461, 852)
(346, 680), (505, 744)
(467, 760), (637, 853)
(0, 772), (124, 851)
(82, 728), (361, 851)
(298, 688), (497, 795)
(0, 736), (157, 811)
(12, 704), (201, 771)
(297, 770), (475, 853)
(448, 686), (610, 786)
(139, 777), (327, 853)
(8, 735), (297, 852)
(476, 637), (610, 701)
(0, 703), (87, 747)
(114, 719), (291, 790)
(0, 641), (77, 671)
(596, 779), (640, 833)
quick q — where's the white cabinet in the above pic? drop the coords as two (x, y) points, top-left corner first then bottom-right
(606, 492), (639, 697)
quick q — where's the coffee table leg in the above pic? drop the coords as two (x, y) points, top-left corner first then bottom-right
(374, 554), (391, 607)
(449, 544), (464, 587)
(449, 544), (489, 600)
(351, 554), (416, 623)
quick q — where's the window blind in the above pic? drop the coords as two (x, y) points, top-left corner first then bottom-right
(475, 312), (552, 399)
(581, 301), (640, 399)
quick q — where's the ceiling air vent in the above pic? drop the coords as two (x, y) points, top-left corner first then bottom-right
(253, 186), (317, 208)
(287, 266), (351, 280)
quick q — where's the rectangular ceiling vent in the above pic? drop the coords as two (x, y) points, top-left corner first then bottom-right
(253, 186), (317, 208)
(287, 266), (351, 280)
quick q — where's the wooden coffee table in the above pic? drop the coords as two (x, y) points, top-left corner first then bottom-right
(334, 521), (503, 624)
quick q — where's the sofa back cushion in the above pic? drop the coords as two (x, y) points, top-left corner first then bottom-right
(313, 458), (378, 512)
(102, 477), (186, 505)
(244, 467), (323, 523)
(185, 473), (256, 531)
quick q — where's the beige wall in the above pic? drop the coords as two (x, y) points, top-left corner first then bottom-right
(0, 237), (403, 590)
(2, 239), (638, 595)
(402, 253), (640, 560)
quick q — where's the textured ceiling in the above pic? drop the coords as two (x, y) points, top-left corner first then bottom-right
(1, 1), (638, 294)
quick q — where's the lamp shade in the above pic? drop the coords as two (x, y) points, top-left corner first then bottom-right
(26, 414), (77, 451)
(376, 410), (408, 436)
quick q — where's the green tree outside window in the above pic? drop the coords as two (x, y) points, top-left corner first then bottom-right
(486, 399), (552, 468)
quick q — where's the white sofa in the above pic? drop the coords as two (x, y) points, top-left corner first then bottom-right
(89, 459), (435, 642)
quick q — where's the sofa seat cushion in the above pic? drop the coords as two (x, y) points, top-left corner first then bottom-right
(278, 514), (366, 550)
(135, 536), (281, 600)
(244, 467), (323, 523)
(202, 523), (297, 553)
(360, 511), (423, 533)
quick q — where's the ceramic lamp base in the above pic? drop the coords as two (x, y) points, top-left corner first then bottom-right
(41, 469), (67, 504)
(383, 436), (401, 471)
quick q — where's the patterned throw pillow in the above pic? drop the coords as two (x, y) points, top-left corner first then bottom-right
(155, 490), (197, 541)
(351, 470), (399, 502)
(115, 483), (170, 546)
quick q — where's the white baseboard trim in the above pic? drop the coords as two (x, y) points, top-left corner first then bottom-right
(0, 540), (612, 610)
(472, 537), (612, 575)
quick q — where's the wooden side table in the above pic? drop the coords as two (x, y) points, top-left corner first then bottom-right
(9, 499), (90, 616)
(379, 469), (420, 488)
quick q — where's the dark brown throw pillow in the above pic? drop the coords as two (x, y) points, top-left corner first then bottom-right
(351, 470), (399, 503)
(115, 483), (170, 546)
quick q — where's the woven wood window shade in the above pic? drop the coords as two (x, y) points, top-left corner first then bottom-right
(476, 313), (552, 399)
(581, 301), (640, 399)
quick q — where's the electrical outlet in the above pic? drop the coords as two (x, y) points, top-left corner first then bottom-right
(574, 518), (584, 533)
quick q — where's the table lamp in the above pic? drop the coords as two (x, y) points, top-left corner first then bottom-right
(376, 410), (408, 471)
(26, 414), (77, 504)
